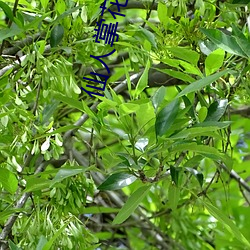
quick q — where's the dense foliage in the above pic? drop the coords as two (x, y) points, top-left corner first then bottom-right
(1, 0), (250, 249)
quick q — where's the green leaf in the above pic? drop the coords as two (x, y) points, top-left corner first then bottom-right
(170, 143), (228, 165)
(205, 99), (228, 122)
(112, 185), (151, 224)
(34, 125), (79, 140)
(155, 99), (179, 137)
(231, 24), (247, 40)
(53, 92), (85, 112)
(0, 168), (18, 194)
(179, 92), (196, 119)
(98, 172), (137, 191)
(151, 86), (166, 111)
(170, 166), (181, 186)
(170, 126), (220, 139)
(200, 28), (247, 58)
(183, 155), (203, 168)
(157, 2), (168, 24)
(168, 182), (180, 210)
(53, 5), (83, 24)
(185, 167), (204, 187)
(25, 12), (52, 30)
(156, 68), (195, 83)
(9, 241), (22, 250)
(50, 24), (64, 47)
(134, 59), (150, 98)
(24, 177), (51, 192)
(199, 39), (218, 55)
(0, 25), (23, 42)
(198, 106), (208, 122)
(0, 209), (23, 223)
(194, 121), (231, 129)
(203, 201), (250, 248)
(176, 70), (231, 98)
(80, 206), (120, 214)
(119, 103), (140, 115)
(42, 223), (69, 250)
(51, 167), (86, 186)
(135, 27), (157, 49)
(36, 236), (48, 250)
(205, 49), (225, 75)
(40, 0), (49, 9)
(168, 47), (200, 65)
(41, 100), (60, 125)
(0, 1), (14, 21)
(234, 36), (250, 58)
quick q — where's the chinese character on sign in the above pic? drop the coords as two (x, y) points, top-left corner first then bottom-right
(81, 49), (116, 97)
(93, 19), (119, 47)
(100, 0), (128, 19)
(81, 0), (128, 98)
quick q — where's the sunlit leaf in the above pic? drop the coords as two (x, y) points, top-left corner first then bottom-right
(0, 168), (18, 194)
(98, 172), (137, 191)
(205, 49), (225, 75)
(200, 28), (247, 58)
(168, 47), (200, 65)
(205, 99), (228, 122)
(51, 167), (86, 186)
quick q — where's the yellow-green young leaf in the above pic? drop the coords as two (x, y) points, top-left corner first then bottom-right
(134, 59), (150, 98)
(119, 103), (140, 115)
(112, 185), (151, 225)
(0, 168), (18, 194)
(40, 0), (49, 9)
(198, 106), (208, 122)
(157, 2), (168, 24)
(55, 0), (66, 15)
(168, 47), (200, 65)
(205, 49), (225, 75)
(168, 182), (180, 210)
(203, 201), (250, 248)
